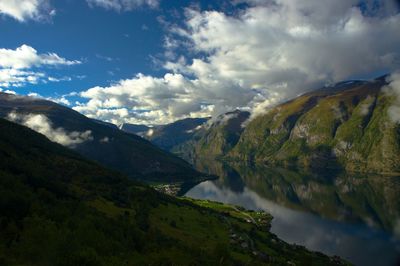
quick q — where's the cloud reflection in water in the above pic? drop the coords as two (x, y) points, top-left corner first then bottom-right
(186, 180), (400, 266)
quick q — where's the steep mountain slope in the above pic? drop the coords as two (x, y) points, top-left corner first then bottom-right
(195, 110), (250, 157)
(230, 77), (400, 174)
(174, 77), (400, 175)
(173, 110), (250, 163)
(0, 118), (342, 266)
(91, 118), (119, 130)
(0, 93), (201, 182)
(147, 117), (209, 151)
(120, 123), (150, 136)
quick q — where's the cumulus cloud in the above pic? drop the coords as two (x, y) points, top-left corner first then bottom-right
(7, 111), (93, 147)
(0, 45), (81, 88)
(86, 0), (159, 11)
(0, 68), (45, 88)
(26, 92), (72, 106)
(0, 88), (16, 95)
(0, 0), (55, 22)
(75, 0), (400, 124)
(0, 45), (80, 69)
(205, 112), (240, 129)
(384, 71), (400, 123)
(73, 72), (253, 124)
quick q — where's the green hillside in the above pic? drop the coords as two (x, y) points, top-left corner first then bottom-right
(231, 78), (400, 174)
(0, 118), (345, 265)
(0, 93), (202, 183)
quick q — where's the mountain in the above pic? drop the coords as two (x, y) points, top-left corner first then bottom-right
(0, 93), (202, 183)
(173, 110), (250, 163)
(146, 117), (209, 151)
(231, 77), (400, 174)
(120, 123), (150, 136)
(175, 77), (400, 175)
(0, 118), (343, 265)
(91, 118), (119, 130)
(121, 118), (210, 153)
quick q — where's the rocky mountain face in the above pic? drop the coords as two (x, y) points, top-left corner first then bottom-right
(175, 77), (400, 175)
(0, 93), (202, 183)
(173, 110), (250, 163)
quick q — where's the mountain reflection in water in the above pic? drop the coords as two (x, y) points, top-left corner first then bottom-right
(185, 160), (400, 266)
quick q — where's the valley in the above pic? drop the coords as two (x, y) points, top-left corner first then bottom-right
(0, 118), (347, 265)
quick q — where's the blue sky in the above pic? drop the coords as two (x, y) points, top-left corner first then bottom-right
(0, 1), (179, 94)
(0, 0), (399, 125)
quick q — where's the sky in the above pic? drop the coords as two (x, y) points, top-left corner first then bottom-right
(0, 0), (400, 125)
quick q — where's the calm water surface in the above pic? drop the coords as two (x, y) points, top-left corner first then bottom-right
(185, 161), (400, 266)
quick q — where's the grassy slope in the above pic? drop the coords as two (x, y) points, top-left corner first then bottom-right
(0, 93), (201, 183)
(229, 79), (400, 174)
(0, 118), (345, 266)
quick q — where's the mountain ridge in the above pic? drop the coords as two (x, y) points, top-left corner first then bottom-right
(0, 93), (203, 183)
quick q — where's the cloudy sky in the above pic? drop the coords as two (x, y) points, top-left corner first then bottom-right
(1, 0), (400, 125)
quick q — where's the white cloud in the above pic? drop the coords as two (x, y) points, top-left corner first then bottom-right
(146, 128), (154, 137)
(384, 71), (400, 123)
(206, 112), (239, 129)
(0, 0), (55, 22)
(26, 91), (72, 106)
(358, 95), (375, 116)
(0, 45), (81, 69)
(0, 45), (81, 88)
(47, 76), (70, 82)
(75, 1), (400, 124)
(1, 89), (16, 95)
(86, 0), (159, 11)
(51, 96), (71, 106)
(174, 2), (400, 93)
(74, 72), (255, 124)
(7, 111), (93, 147)
(0, 68), (45, 88)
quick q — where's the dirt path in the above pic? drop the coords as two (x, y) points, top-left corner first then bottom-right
(231, 206), (256, 224)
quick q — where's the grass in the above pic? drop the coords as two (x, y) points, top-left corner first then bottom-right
(182, 198), (273, 227)
(146, 197), (348, 266)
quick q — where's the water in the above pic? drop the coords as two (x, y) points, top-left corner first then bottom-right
(184, 161), (400, 266)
